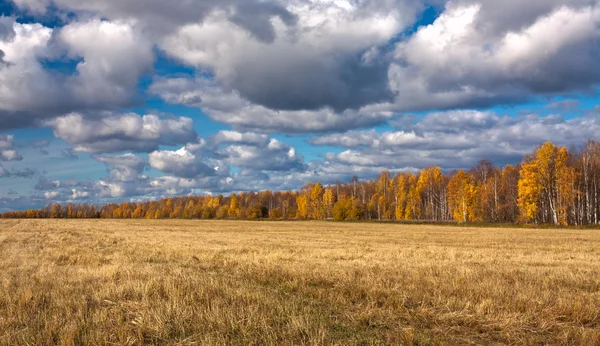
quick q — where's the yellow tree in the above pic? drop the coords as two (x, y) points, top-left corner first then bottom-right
(518, 154), (542, 223)
(395, 174), (409, 220)
(518, 142), (573, 225)
(536, 142), (559, 224)
(183, 200), (196, 218)
(229, 194), (240, 218)
(556, 147), (575, 226)
(296, 195), (309, 219)
(376, 171), (392, 218)
(416, 167), (444, 220)
(310, 182), (324, 219)
(404, 174), (420, 220)
(447, 170), (477, 222)
(322, 188), (335, 219)
(132, 203), (144, 218)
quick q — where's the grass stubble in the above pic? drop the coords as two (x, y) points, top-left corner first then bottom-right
(0, 219), (599, 345)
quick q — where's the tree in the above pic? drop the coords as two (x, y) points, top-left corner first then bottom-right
(376, 171), (391, 218)
(416, 167), (446, 221)
(447, 170), (477, 222)
(518, 142), (573, 225)
(50, 204), (63, 218)
(296, 195), (309, 219)
(499, 164), (520, 222)
(332, 198), (352, 221)
(405, 174), (420, 220)
(323, 189), (335, 219)
(229, 194), (240, 218)
(310, 182), (324, 219)
(518, 153), (542, 223)
(556, 147), (575, 226)
(348, 199), (365, 220)
(1, 139), (589, 226)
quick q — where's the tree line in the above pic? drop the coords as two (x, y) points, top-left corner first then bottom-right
(4, 141), (600, 226)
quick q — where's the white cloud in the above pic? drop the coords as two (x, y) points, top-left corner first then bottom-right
(157, 1), (415, 111)
(389, 2), (600, 111)
(149, 147), (215, 178)
(58, 19), (154, 106)
(311, 110), (600, 170)
(50, 113), (198, 153)
(95, 153), (146, 182)
(0, 134), (22, 161)
(0, 150), (22, 161)
(44, 191), (59, 199)
(0, 19), (154, 129)
(71, 189), (89, 199)
(221, 138), (306, 172)
(211, 130), (269, 146)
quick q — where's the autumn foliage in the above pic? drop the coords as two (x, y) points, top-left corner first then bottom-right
(4, 141), (600, 226)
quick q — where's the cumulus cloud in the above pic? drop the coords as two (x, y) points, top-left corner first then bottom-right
(0, 19), (154, 129)
(4, 1), (600, 208)
(71, 189), (89, 199)
(95, 153), (146, 182)
(150, 77), (395, 133)
(50, 113), (198, 153)
(311, 110), (600, 171)
(11, 0), (299, 39)
(144, 131), (307, 190)
(0, 16), (15, 40)
(149, 147), (216, 179)
(0, 134), (22, 161)
(389, 2), (600, 111)
(211, 130), (269, 146)
(220, 138), (306, 172)
(58, 19), (154, 104)
(156, 1), (421, 112)
(34, 176), (61, 190)
(44, 191), (59, 199)
(0, 150), (23, 161)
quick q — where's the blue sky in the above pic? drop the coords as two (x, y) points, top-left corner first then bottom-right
(1, 0), (600, 211)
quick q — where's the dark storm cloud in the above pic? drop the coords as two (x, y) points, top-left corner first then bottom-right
(0, 16), (15, 40)
(229, 1), (298, 43)
(464, 0), (594, 35)
(230, 51), (393, 112)
(12, 0), (297, 37)
(149, 77), (395, 134)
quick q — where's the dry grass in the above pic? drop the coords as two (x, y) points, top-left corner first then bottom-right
(1, 220), (599, 345)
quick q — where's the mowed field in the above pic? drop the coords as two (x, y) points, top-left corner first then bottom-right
(1, 220), (600, 345)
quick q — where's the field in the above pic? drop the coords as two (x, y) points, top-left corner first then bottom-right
(1, 220), (599, 345)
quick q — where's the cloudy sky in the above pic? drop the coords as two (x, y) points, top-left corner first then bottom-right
(1, 0), (599, 211)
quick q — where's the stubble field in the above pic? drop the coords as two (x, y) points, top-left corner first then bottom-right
(0, 219), (599, 345)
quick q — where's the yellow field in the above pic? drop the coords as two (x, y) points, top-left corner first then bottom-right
(1, 220), (599, 345)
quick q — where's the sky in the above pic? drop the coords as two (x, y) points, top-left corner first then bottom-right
(0, 0), (600, 211)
